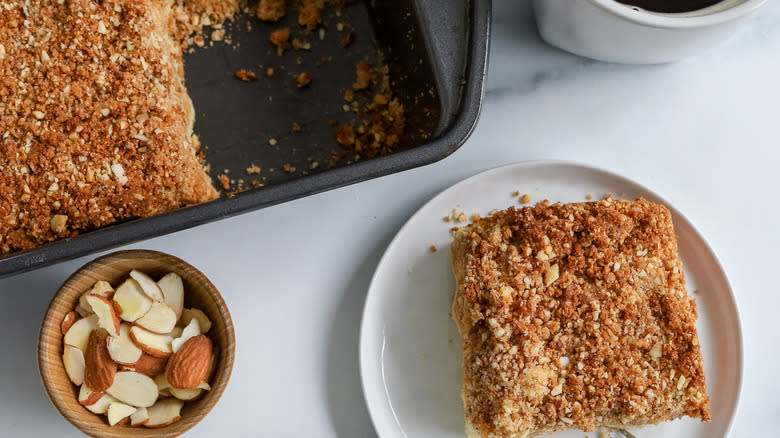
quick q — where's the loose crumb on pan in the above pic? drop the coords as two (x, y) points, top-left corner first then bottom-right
(353, 61), (373, 91)
(246, 164), (262, 175)
(297, 72), (312, 88)
(218, 174), (231, 190)
(587, 194), (594, 200)
(292, 38), (311, 50)
(334, 62), (406, 160)
(283, 164), (296, 173)
(235, 69), (259, 81)
(270, 27), (291, 55)
(256, 0), (286, 22)
(298, 0), (324, 31)
(520, 193), (532, 204)
(266, 67), (276, 77)
(341, 31), (356, 48)
(269, 138), (278, 146)
(512, 191), (520, 197)
(430, 245), (437, 253)
(292, 122), (302, 133)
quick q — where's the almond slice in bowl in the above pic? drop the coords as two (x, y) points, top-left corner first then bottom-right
(107, 402), (137, 426)
(62, 345), (86, 386)
(129, 326), (173, 358)
(171, 318), (201, 353)
(85, 294), (120, 338)
(129, 270), (165, 302)
(84, 393), (116, 415)
(107, 323), (143, 365)
(106, 371), (159, 408)
(134, 302), (177, 334)
(78, 384), (105, 407)
(179, 308), (212, 333)
(158, 272), (184, 319)
(113, 279), (153, 322)
(63, 314), (98, 353)
(145, 398), (184, 428)
(130, 407), (149, 427)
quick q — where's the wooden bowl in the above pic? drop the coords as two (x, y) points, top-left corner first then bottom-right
(38, 250), (235, 438)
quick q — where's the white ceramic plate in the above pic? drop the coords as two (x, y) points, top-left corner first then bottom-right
(360, 161), (742, 438)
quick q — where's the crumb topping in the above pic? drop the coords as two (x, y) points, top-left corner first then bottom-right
(0, 0), (218, 255)
(450, 198), (710, 437)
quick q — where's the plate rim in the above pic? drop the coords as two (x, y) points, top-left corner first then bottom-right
(359, 160), (744, 438)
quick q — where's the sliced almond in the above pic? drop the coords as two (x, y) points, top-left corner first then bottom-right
(169, 381), (211, 401)
(85, 294), (120, 338)
(168, 386), (202, 401)
(113, 278), (153, 322)
(78, 280), (114, 314)
(144, 398), (183, 428)
(61, 311), (79, 336)
(158, 272), (184, 319)
(63, 345), (86, 386)
(130, 407), (149, 427)
(171, 318), (201, 353)
(207, 351), (218, 381)
(63, 314), (99, 353)
(126, 353), (168, 377)
(129, 326), (173, 358)
(129, 270), (164, 302)
(75, 303), (93, 318)
(84, 329), (117, 392)
(107, 402), (137, 426)
(166, 334), (212, 389)
(106, 371), (159, 408)
(78, 384), (105, 406)
(179, 308), (212, 333)
(107, 323), (143, 365)
(154, 373), (171, 392)
(135, 302), (177, 334)
(84, 392), (116, 414)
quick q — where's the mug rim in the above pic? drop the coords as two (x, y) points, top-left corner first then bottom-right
(588, 0), (767, 28)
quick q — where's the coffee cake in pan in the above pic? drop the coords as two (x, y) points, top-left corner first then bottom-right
(450, 198), (710, 437)
(0, 0), (219, 255)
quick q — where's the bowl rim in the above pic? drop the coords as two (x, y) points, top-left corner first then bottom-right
(37, 249), (236, 438)
(588, 0), (767, 28)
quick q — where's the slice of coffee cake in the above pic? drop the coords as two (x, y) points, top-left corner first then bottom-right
(451, 198), (709, 437)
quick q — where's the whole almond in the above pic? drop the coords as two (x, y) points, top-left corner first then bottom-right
(85, 330), (117, 392)
(128, 353), (168, 377)
(165, 335), (212, 389)
(61, 311), (79, 335)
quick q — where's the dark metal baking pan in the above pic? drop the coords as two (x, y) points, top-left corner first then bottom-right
(0, 0), (491, 278)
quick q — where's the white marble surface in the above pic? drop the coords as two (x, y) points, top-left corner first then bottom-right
(1, 1), (779, 436)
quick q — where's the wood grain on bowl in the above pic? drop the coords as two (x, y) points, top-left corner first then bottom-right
(38, 250), (235, 438)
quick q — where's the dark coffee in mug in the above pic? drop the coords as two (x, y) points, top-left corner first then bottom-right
(615, 0), (725, 13)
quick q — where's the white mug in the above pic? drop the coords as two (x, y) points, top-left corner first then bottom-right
(533, 0), (767, 64)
